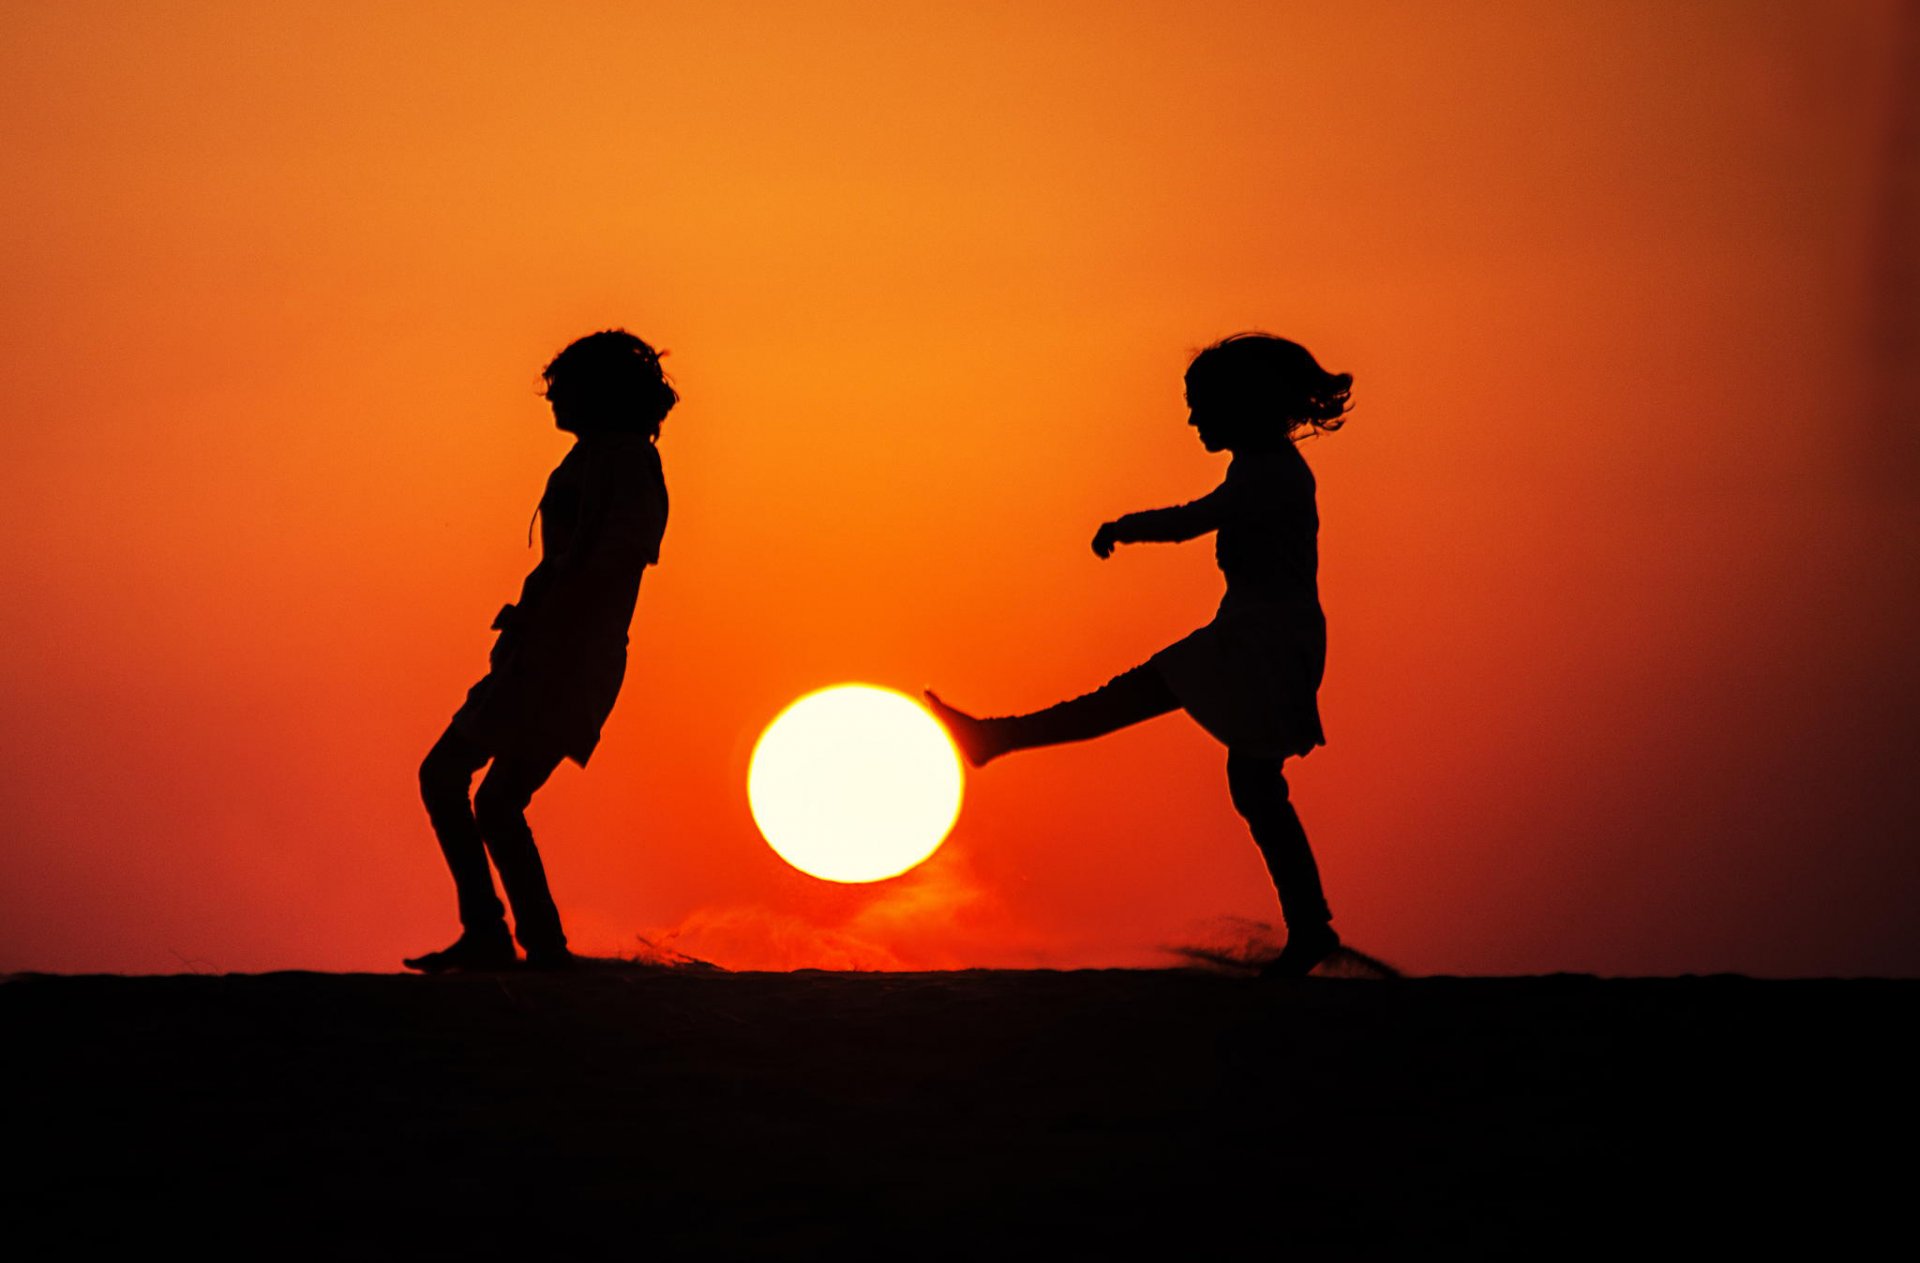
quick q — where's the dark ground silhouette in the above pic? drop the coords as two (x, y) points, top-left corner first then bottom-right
(6, 969), (1909, 1255)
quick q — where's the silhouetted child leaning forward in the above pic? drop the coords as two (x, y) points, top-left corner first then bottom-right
(928, 334), (1351, 979)
(406, 331), (673, 973)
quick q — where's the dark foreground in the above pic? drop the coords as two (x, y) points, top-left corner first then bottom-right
(5, 969), (1911, 1257)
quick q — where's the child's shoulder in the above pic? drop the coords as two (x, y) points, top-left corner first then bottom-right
(577, 430), (661, 468)
(1230, 443), (1314, 482)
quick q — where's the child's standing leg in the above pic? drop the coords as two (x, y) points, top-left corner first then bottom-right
(471, 747), (571, 964)
(1226, 751), (1339, 976)
(409, 728), (571, 971)
(411, 727), (519, 971)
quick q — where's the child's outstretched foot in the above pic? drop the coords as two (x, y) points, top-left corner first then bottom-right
(403, 929), (518, 973)
(923, 690), (1004, 768)
(1258, 923), (1340, 980)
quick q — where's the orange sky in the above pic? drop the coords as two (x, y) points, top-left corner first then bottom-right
(3, 1), (1915, 976)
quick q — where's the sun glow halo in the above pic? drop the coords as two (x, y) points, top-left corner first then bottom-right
(748, 684), (965, 883)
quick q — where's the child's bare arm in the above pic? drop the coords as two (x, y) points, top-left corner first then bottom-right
(1091, 486), (1227, 558)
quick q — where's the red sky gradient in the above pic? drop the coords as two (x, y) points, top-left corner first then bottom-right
(3, 1), (1915, 976)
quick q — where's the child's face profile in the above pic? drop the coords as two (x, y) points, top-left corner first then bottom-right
(1185, 380), (1244, 453)
(547, 383), (606, 435)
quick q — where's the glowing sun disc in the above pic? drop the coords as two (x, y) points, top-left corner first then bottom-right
(748, 683), (965, 883)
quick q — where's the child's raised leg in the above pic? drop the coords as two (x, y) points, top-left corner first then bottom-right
(927, 664), (1179, 767)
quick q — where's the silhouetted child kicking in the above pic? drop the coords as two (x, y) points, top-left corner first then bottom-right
(407, 331), (674, 972)
(929, 334), (1351, 978)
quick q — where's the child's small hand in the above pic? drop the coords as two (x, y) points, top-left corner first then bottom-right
(1091, 522), (1120, 559)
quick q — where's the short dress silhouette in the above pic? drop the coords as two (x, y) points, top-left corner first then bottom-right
(1143, 442), (1326, 759)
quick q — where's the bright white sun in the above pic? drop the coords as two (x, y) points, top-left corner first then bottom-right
(748, 683), (965, 883)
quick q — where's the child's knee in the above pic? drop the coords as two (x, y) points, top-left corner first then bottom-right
(472, 778), (530, 833)
(419, 749), (470, 809)
(1226, 752), (1290, 817)
(420, 728), (487, 806)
